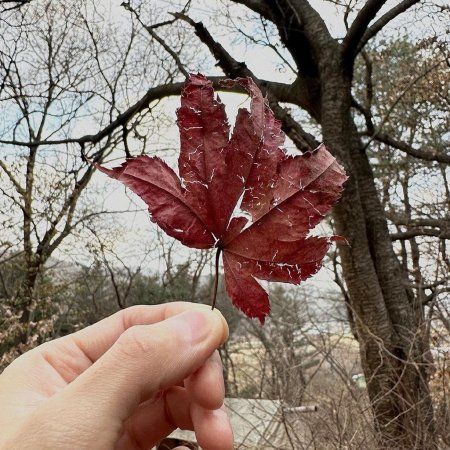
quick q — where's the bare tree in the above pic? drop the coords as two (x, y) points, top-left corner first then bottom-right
(0, 0), (185, 347)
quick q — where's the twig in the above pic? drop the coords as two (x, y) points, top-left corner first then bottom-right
(211, 247), (222, 310)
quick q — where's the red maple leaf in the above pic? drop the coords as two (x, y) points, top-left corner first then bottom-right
(98, 74), (347, 324)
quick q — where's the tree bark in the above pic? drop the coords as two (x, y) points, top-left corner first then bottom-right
(319, 54), (436, 448)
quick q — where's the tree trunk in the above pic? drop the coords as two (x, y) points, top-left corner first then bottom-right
(15, 259), (41, 345)
(320, 57), (436, 448)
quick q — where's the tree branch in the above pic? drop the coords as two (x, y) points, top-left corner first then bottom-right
(0, 0), (31, 13)
(0, 75), (304, 148)
(230, 0), (325, 116)
(388, 213), (450, 240)
(186, 75), (298, 110)
(356, 0), (421, 55)
(122, 1), (189, 78)
(228, 0), (274, 21)
(371, 131), (450, 164)
(424, 287), (450, 305)
(174, 13), (318, 152)
(342, 0), (388, 63)
(0, 160), (26, 197)
(352, 97), (374, 134)
(362, 59), (444, 154)
(0, 83), (184, 147)
(391, 228), (450, 241)
(387, 216), (450, 229)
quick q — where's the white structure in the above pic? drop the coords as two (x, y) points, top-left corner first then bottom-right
(156, 397), (316, 449)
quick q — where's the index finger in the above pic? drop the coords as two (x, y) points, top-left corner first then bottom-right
(29, 302), (227, 385)
(70, 302), (228, 362)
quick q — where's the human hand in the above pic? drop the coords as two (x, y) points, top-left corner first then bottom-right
(0, 302), (232, 450)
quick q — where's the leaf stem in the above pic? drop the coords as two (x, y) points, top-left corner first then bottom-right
(211, 247), (222, 310)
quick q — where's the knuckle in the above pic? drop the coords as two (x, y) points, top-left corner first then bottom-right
(115, 325), (160, 359)
(118, 305), (148, 329)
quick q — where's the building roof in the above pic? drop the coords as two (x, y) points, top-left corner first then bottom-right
(169, 397), (287, 449)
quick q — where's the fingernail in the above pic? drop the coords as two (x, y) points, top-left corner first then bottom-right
(194, 306), (229, 344)
(177, 310), (219, 345)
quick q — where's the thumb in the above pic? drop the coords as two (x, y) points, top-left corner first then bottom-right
(52, 308), (228, 421)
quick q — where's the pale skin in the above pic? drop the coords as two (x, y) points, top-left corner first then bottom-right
(0, 302), (233, 450)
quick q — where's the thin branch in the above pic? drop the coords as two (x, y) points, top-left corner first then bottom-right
(231, 15), (297, 75)
(144, 28), (189, 78)
(363, 60), (444, 152)
(424, 287), (450, 305)
(390, 228), (450, 241)
(43, 141), (118, 259)
(230, 0), (326, 96)
(387, 216), (450, 229)
(352, 96), (374, 134)
(260, 17), (297, 74)
(0, 250), (24, 265)
(0, 0), (31, 13)
(173, 12), (251, 78)
(0, 83), (184, 147)
(371, 132), (450, 164)
(0, 74), (302, 152)
(405, 278), (449, 290)
(122, 1), (189, 78)
(0, 160), (26, 196)
(343, 0), (356, 31)
(211, 248), (222, 310)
